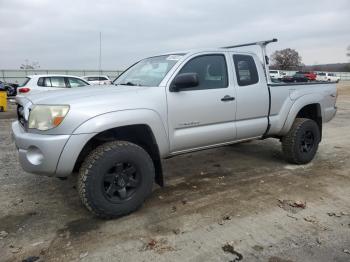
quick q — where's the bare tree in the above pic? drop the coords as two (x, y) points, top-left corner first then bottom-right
(20, 59), (40, 70)
(270, 48), (302, 70)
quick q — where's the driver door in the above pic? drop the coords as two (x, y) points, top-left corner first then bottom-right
(166, 53), (237, 153)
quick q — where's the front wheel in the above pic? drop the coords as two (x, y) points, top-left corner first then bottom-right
(281, 118), (320, 164)
(78, 141), (155, 218)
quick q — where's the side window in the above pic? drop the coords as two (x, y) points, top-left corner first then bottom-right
(233, 54), (259, 86)
(37, 77), (44, 86)
(177, 54), (228, 90)
(50, 77), (66, 88)
(44, 77), (52, 87)
(68, 77), (88, 87)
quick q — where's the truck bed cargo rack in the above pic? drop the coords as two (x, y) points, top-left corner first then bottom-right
(222, 38), (278, 85)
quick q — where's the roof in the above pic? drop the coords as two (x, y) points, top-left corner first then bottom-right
(27, 74), (86, 78)
(82, 75), (109, 77)
(158, 48), (257, 57)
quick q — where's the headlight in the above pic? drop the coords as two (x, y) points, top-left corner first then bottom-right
(28, 105), (70, 130)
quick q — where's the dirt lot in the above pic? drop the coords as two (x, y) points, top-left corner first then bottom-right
(1, 83), (350, 262)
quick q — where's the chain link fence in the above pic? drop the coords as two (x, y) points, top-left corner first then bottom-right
(0, 69), (124, 84)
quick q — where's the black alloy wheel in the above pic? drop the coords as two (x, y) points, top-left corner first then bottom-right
(299, 130), (315, 154)
(102, 162), (140, 203)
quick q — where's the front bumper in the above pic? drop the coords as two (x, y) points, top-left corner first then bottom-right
(12, 121), (96, 177)
(12, 121), (70, 176)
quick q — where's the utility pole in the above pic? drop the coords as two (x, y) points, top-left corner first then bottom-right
(99, 31), (102, 78)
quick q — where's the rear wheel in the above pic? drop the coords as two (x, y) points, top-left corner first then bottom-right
(78, 141), (155, 218)
(282, 118), (320, 164)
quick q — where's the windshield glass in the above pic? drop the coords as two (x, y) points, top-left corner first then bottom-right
(113, 54), (184, 87)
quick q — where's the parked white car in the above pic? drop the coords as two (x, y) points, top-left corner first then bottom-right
(269, 70), (285, 80)
(316, 72), (340, 82)
(17, 75), (90, 96)
(82, 75), (112, 85)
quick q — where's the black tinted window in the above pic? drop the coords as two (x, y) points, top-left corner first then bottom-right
(37, 77), (44, 86)
(233, 55), (259, 86)
(178, 54), (228, 90)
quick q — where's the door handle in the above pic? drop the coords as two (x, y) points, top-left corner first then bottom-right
(221, 95), (235, 102)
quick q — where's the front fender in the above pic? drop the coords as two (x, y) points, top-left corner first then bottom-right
(280, 94), (323, 135)
(73, 109), (170, 156)
(55, 109), (169, 177)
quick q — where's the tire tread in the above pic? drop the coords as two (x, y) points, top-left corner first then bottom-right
(77, 141), (151, 219)
(282, 118), (318, 164)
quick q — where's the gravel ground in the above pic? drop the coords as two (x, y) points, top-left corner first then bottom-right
(0, 83), (350, 262)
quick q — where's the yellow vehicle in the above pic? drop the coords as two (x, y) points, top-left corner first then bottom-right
(0, 90), (7, 112)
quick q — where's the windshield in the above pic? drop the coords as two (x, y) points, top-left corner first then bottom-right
(113, 54), (184, 87)
(269, 70), (278, 74)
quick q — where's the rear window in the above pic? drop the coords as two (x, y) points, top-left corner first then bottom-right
(19, 77), (30, 87)
(233, 54), (259, 86)
(269, 70), (278, 74)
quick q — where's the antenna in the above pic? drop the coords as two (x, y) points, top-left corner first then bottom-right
(98, 32), (102, 84)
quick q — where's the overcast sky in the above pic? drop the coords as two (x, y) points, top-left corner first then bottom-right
(0, 0), (349, 70)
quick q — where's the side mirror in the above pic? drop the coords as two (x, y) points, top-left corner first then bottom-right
(170, 73), (199, 92)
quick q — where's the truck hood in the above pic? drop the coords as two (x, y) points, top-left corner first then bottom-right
(21, 85), (149, 105)
(15, 84), (166, 135)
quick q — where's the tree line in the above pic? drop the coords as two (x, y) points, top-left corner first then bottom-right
(270, 46), (350, 72)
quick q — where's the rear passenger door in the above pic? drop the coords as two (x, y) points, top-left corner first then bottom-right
(231, 53), (269, 139)
(167, 53), (237, 153)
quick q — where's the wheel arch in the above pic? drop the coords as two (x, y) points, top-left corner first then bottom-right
(56, 109), (169, 186)
(281, 95), (323, 138)
(73, 124), (165, 186)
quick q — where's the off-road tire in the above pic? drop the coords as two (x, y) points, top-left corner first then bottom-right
(78, 141), (155, 218)
(282, 118), (320, 164)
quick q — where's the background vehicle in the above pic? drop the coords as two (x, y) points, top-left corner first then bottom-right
(316, 72), (340, 82)
(0, 80), (18, 96)
(282, 71), (315, 83)
(17, 75), (90, 95)
(82, 75), (112, 85)
(298, 71), (316, 81)
(12, 39), (337, 218)
(269, 70), (286, 81)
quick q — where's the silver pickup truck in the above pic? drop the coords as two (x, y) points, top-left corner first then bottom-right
(12, 39), (337, 218)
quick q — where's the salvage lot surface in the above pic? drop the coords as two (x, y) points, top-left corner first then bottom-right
(0, 83), (350, 262)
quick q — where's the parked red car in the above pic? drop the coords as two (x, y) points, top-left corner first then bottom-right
(297, 71), (317, 81)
